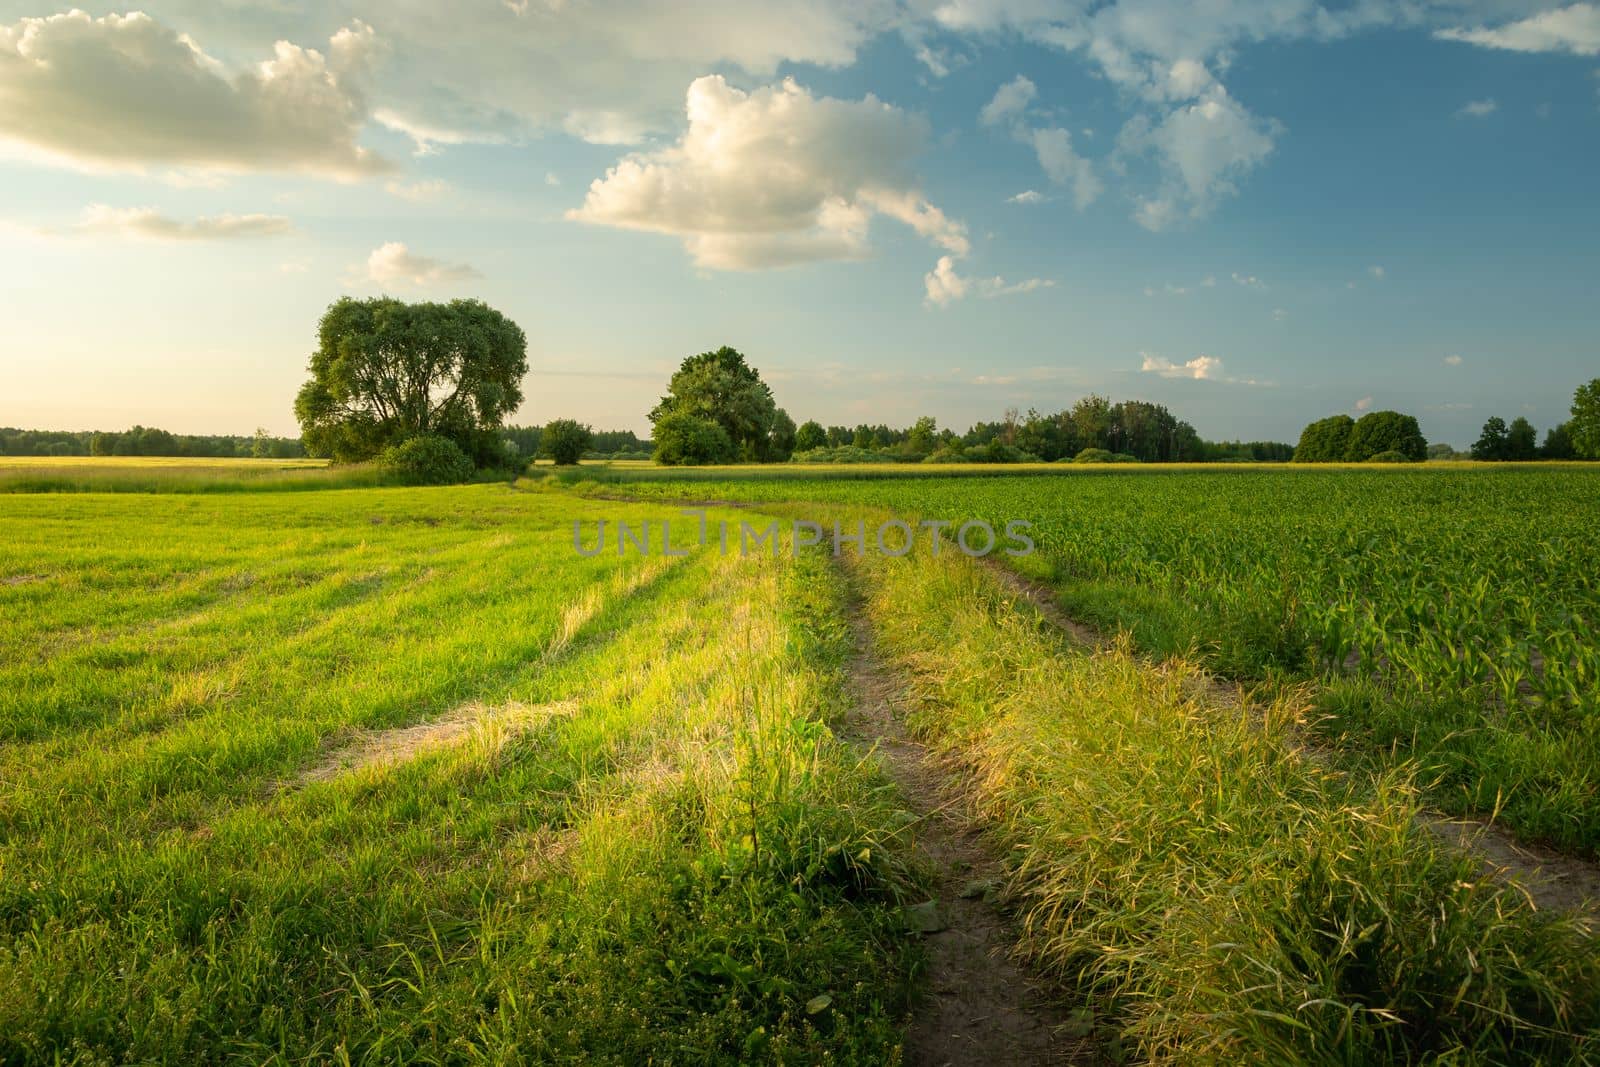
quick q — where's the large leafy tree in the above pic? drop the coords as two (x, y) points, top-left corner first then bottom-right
(1292, 415), (1355, 462)
(1571, 378), (1600, 460)
(1471, 416), (1510, 461)
(1541, 422), (1576, 460)
(794, 420), (827, 453)
(649, 346), (792, 462)
(1506, 416), (1539, 461)
(295, 297), (527, 464)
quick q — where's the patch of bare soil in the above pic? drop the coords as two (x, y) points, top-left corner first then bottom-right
(1425, 814), (1600, 918)
(3, 573), (47, 586)
(984, 561), (1600, 918)
(840, 595), (1089, 1066)
(295, 699), (577, 785)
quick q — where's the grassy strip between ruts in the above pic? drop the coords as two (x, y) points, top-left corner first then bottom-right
(1, 487), (921, 1063)
(850, 542), (1599, 1063)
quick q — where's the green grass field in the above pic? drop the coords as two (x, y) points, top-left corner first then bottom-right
(3, 460), (1597, 1063)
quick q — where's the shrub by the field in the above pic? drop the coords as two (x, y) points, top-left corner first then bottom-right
(541, 419), (593, 465)
(792, 446), (896, 464)
(924, 442), (1041, 463)
(1070, 447), (1138, 463)
(652, 412), (735, 466)
(378, 434), (474, 484)
(1366, 449), (1411, 463)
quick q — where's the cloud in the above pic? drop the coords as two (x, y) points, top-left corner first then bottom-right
(1119, 84), (1279, 229)
(362, 242), (481, 287)
(1354, 395), (1374, 412)
(174, 0), (898, 153)
(1368, 264), (1386, 279)
(1007, 189), (1045, 204)
(545, 172), (562, 187)
(1457, 98), (1499, 118)
(1140, 352), (1223, 380)
(0, 11), (389, 179)
(385, 179), (452, 202)
(1437, 5), (1600, 56)
(1028, 127), (1103, 208)
(1232, 271), (1265, 289)
(1443, 353), (1463, 366)
(981, 77), (1101, 209)
(981, 74), (1037, 126)
(70, 205), (293, 240)
(924, 255), (1055, 307)
(571, 75), (966, 279)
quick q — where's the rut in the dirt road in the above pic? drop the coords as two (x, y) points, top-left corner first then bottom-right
(840, 602), (1088, 1066)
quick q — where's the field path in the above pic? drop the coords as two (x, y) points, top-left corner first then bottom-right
(840, 586), (1086, 1066)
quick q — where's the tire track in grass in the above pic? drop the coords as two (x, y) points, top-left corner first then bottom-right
(837, 561), (1088, 1066)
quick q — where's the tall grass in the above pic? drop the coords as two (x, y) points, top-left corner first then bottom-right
(854, 546), (1599, 1062)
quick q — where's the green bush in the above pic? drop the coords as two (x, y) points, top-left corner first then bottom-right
(652, 412), (735, 466)
(541, 419), (593, 466)
(378, 434), (474, 484)
(791, 446), (889, 464)
(1366, 449), (1411, 463)
(1071, 447), (1137, 464)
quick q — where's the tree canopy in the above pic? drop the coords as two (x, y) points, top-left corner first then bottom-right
(649, 347), (792, 463)
(540, 419), (592, 466)
(1345, 411), (1427, 462)
(1572, 378), (1600, 460)
(1292, 415), (1355, 462)
(295, 297), (527, 465)
(1293, 412), (1425, 462)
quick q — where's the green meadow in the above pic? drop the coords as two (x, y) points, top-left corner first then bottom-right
(3, 460), (1598, 1063)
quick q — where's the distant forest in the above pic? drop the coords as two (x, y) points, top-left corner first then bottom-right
(1, 426), (305, 459)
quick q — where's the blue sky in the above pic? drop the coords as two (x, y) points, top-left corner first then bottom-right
(1, 2), (1596, 447)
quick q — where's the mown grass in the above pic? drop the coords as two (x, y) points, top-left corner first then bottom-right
(850, 544), (1599, 1063)
(0, 486), (919, 1063)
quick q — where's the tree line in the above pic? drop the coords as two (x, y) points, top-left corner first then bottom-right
(19, 297), (1595, 478)
(0, 426), (304, 459)
(1290, 379), (1600, 464)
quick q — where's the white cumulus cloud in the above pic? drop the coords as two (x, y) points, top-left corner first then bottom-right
(1457, 98), (1499, 118)
(1141, 352), (1223, 379)
(924, 255), (1054, 307)
(362, 242), (481, 287)
(0, 11), (388, 179)
(570, 75), (968, 282)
